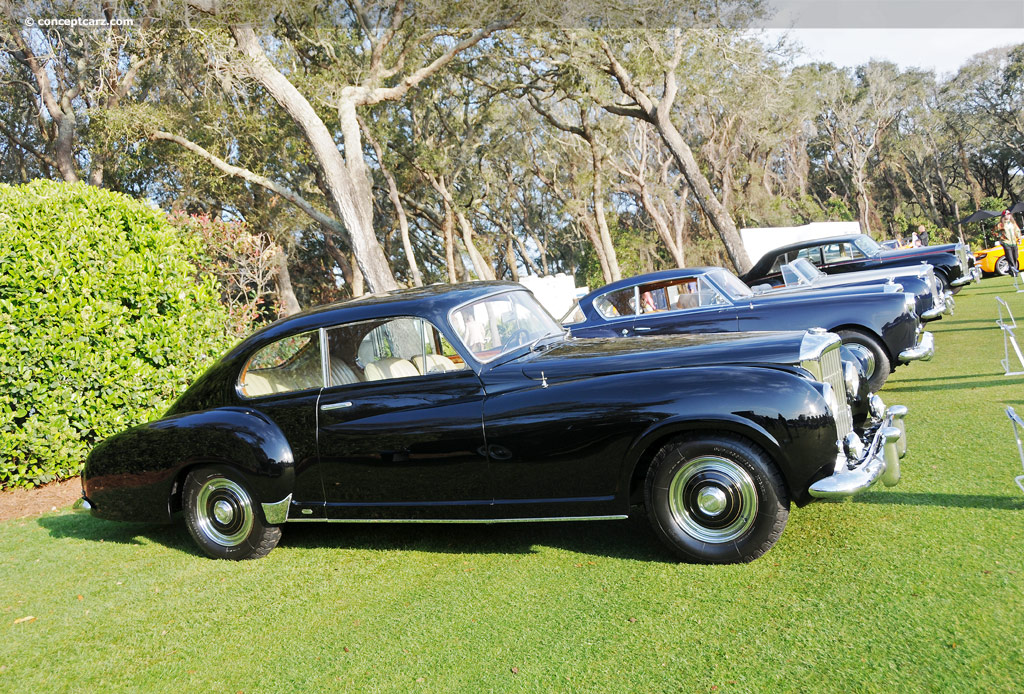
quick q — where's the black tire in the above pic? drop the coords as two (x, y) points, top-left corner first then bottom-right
(996, 257), (1010, 276)
(644, 434), (789, 564)
(183, 467), (282, 560)
(836, 329), (891, 392)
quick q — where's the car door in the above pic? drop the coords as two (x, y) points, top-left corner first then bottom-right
(630, 276), (740, 335)
(236, 329), (327, 511)
(315, 316), (490, 520)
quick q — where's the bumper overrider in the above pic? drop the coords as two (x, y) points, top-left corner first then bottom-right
(922, 292), (955, 321)
(950, 269), (979, 287)
(898, 331), (934, 363)
(809, 395), (908, 499)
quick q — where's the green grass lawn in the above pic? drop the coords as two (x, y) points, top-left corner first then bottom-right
(3, 277), (1024, 693)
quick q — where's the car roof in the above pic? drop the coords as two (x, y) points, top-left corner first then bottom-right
(585, 267), (723, 297)
(239, 280), (524, 349)
(760, 235), (865, 256)
(577, 267), (729, 316)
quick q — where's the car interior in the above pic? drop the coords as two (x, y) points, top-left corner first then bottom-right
(238, 317), (465, 397)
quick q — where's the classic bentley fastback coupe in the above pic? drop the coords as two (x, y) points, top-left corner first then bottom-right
(759, 257), (953, 323)
(77, 282), (908, 564)
(741, 233), (979, 293)
(562, 267), (934, 391)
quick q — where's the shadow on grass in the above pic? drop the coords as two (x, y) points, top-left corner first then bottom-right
(855, 491), (1023, 510)
(894, 371), (1003, 383)
(37, 514), (196, 553)
(884, 376), (1024, 394)
(37, 510), (677, 563)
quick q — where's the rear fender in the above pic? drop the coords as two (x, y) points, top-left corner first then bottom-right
(83, 407), (294, 523)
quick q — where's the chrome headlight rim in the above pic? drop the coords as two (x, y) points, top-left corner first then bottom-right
(842, 359), (861, 402)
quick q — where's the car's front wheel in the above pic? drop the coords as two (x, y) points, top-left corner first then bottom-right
(644, 434), (789, 564)
(183, 467), (282, 560)
(836, 329), (891, 391)
(996, 256), (1010, 276)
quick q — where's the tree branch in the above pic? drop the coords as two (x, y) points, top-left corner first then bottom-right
(150, 130), (348, 239)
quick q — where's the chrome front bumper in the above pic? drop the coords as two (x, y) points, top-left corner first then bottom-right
(951, 268), (979, 287)
(922, 292), (955, 320)
(899, 331), (935, 363)
(72, 497), (94, 515)
(809, 397), (908, 499)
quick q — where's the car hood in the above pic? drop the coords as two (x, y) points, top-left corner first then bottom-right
(513, 330), (813, 382)
(745, 284), (903, 306)
(757, 265), (930, 296)
(878, 243), (959, 261)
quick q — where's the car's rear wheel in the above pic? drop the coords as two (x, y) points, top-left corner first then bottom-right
(644, 434), (789, 564)
(183, 467), (281, 560)
(996, 256), (1010, 276)
(836, 329), (891, 391)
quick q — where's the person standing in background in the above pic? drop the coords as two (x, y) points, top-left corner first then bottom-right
(917, 225), (930, 247)
(999, 211), (1021, 277)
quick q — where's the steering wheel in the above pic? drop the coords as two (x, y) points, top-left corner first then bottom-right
(506, 329), (530, 348)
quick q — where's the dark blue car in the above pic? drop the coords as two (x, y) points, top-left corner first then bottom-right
(564, 266), (934, 391)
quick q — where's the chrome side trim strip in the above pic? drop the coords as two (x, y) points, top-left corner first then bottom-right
(261, 493), (292, 524)
(286, 514), (628, 524)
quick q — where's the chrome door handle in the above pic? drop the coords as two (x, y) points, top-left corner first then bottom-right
(320, 401), (352, 411)
(635, 326), (652, 332)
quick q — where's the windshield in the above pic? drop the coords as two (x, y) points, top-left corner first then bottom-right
(708, 269), (752, 299)
(854, 234), (882, 257)
(784, 258), (824, 284)
(450, 290), (563, 363)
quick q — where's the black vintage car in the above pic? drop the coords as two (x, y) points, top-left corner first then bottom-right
(76, 282), (908, 564)
(563, 267), (933, 391)
(741, 233), (979, 293)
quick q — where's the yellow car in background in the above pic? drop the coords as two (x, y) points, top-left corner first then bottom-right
(975, 245), (1024, 276)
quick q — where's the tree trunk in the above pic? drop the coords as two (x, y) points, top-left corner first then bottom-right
(588, 140), (621, 282)
(273, 250), (301, 316)
(229, 26), (397, 293)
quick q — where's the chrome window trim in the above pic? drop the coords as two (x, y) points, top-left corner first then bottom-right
(235, 328), (325, 401)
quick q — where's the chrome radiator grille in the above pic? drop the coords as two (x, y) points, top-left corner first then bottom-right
(821, 345), (854, 438)
(956, 246), (968, 273)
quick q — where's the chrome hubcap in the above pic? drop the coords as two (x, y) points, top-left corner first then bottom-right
(668, 456), (758, 543)
(195, 478), (254, 547)
(696, 486), (728, 516)
(213, 499), (234, 525)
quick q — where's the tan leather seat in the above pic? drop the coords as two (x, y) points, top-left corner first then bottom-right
(364, 358), (419, 381)
(410, 354), (457, 374)
(329, 358), (363, 386)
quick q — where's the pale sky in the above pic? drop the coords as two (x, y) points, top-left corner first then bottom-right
(771, 28), (1019, 75)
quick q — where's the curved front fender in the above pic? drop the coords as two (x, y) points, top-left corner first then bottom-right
(83, 407), (295, 522)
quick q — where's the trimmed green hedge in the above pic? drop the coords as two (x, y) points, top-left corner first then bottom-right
(0, 180), (233, 489)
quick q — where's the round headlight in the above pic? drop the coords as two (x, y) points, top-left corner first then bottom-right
(842, 359), (861, 401)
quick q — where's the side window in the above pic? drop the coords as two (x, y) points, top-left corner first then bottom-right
(239, 331), (323, 398)
(797, 246), (822, 265)
(325, 317), (466, 386)
(594, 288), (635, 319)
(697, 277), (728, 306)
(822, 242), (863, 263)
(768, 251), (796, 274)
